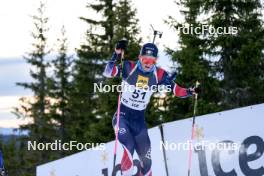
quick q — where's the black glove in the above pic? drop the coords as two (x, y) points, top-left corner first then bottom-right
(188, 85), (201, 95)
(115, 39), (128, 50)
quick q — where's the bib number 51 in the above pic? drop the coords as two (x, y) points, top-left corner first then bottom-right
(132, 90), (146, 100)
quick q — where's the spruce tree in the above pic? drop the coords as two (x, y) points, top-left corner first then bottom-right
(113, 0), (141, 59)
(68, 0), (116, 145)
(164, 0), (221, 122)
(204, 0), (264, 108)
(0, 135), (21, 175)
(71, 0), (141, 144)
(48, 25), (73, 156)
(14, 2), (56, 175)
(93, 0), (142, 142)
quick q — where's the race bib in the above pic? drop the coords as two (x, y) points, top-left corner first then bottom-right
(121, 81), (153, 111)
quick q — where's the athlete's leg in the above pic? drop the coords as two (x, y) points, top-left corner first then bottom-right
(113, 112), (135, 176)
(134, 128), (152, 176)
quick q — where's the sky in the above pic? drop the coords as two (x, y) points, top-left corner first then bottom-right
(0, 0), (183, 128)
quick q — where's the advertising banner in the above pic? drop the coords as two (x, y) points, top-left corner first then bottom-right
(37, 104), (264, 176)
(37, 126), (167, 176)
(162, 104), (264, 176)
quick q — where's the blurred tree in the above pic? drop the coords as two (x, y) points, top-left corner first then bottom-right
(164, 0), (222, 122)
(48, 25), (73, 156)
(204, 0), (264, 108)
(69, 0), (116, 146)
(0, 135), (24, 176)
(94, 0), (142, 142)
(71, 0), (141, 144)
(113, 0), (142, 59)
(13, 2), (57, 175)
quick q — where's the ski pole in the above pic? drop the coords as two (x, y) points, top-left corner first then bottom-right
(113, 87), (122, 170)
(151, 24), (163, 43)
(187, 81), (200, 176)
(113, 39), (127, 172)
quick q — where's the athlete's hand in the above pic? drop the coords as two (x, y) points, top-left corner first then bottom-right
(188, 86), (201, 95)
(115, 39), (128, 50)
(115, 48), (124, 57)
(115, 39), (127, 59)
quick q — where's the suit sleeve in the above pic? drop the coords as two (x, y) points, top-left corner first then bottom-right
(158, 71), (192, 98)
(103, 53), (121, 78)
(103, 53), (132, 79)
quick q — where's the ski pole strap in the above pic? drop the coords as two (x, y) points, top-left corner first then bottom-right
(194, 81), (199, 110)
(194, 81), (200, 93)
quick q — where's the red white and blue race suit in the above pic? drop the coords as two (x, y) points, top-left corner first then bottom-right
(104, 53), (192, 176)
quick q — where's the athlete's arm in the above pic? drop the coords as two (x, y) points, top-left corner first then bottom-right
(103, 52), (121, 78)
(103, 40), (128, 78)
(158, 71), (192, 98)
(103, 53), (134, 79)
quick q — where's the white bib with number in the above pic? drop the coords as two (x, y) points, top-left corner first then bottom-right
(121, 81), (153, 111)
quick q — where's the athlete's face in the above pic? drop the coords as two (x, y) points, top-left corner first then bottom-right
(139, 55), (157, 71)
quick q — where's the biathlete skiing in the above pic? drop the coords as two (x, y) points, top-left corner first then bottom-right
(103, 40), (198, 176)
